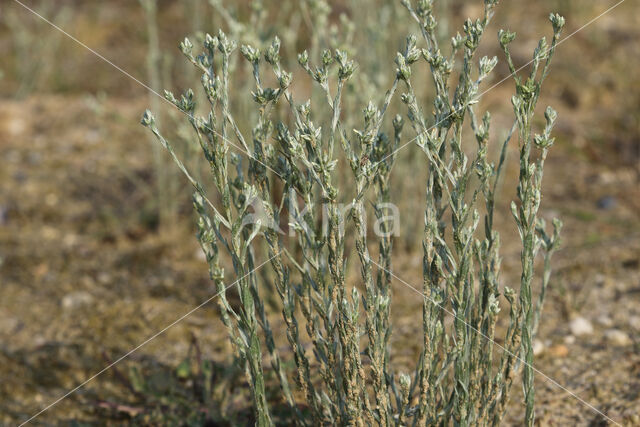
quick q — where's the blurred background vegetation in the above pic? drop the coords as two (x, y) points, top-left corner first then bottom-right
(0, 0), (638, 424)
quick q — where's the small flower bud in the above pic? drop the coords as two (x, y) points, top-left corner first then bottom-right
(141, 109), (155, 127)
(544, 106), (557, 125)
(451, 32), (464, 51)
(297, 50), (309, 67)
(549, 13), (565, 34)
(404, 34), (420, 64)
(179, 37), (193, 55)
(488, 293), (501, 315)
(393, 114), (404, 134)
(335, 49), (347, 67)
(240, 44), (260, 63)
(216, 30), (236, 55)
(265, 36), (281, 65)
(204, 33), (216, 50)
(534, 37), (548, 61)
(498, 29), (516, 47)
(504, 286), (516, 301)
(395, 53), (411, 80)
(479, 55), (498, 76)
(322, 49), (333, 66)
(335, 50), (355, 80)
(278, 71), (292, 89)
(363, 101), (377, 123)
(164, 90), (177, 104)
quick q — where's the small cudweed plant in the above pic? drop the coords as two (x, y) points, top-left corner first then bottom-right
(143, 1), (565, 425)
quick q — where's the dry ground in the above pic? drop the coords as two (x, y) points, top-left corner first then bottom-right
(0, 0), (639, 425)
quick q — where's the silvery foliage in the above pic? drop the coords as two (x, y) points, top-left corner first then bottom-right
(142, 1), (565, 425)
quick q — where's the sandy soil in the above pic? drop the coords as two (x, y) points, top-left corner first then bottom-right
(0, 0), (639, 425)
(0, 92), (637, 425)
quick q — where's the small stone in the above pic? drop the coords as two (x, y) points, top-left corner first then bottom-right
(629, 316), (640, 331)
(533, 339), (545, 356)
(33, 336), (47, 347)
(34, 263), (49, 279)
(6, 116), (26, 136)
(569, 316), (593, 336)
(596, 195), (616, 210)
(604, 329), (631, 346)
(62, 291), (94, 309)
(86, 129), (100, 144)
(597, 315), (613, 327)
(564, 335), (576, 345)
(45, 192), (59, 207)
(548, 344), (569, 358)
(97, 272), (112, 284)
(598, 171), (616, 184)
(0, 317), (19, 334)
(41, 226), (59, 240)
(63, 233), (79, 248)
